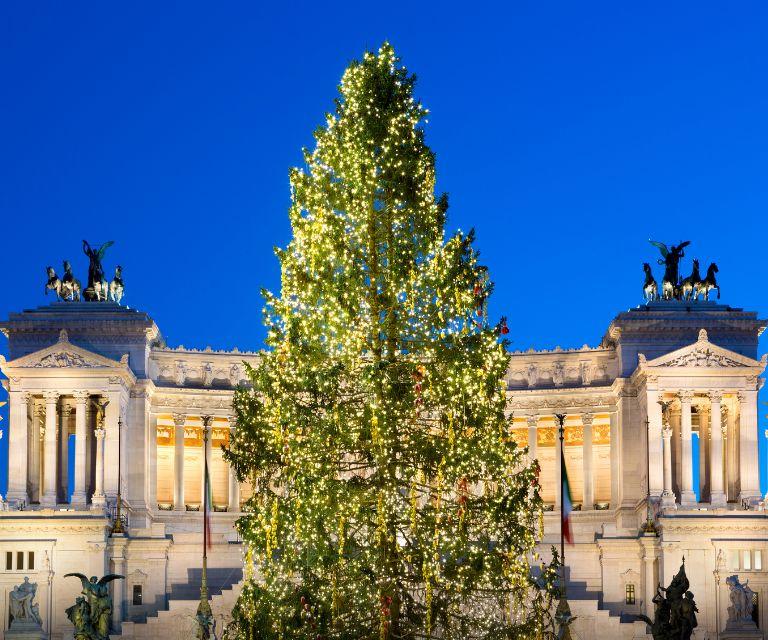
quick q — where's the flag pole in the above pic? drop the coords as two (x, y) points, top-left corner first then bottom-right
(196, 415), (213, 637)
(554, 413), (573, 639)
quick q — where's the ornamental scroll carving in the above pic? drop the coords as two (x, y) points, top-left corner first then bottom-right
(32, 351), (103, 368)
(660, 348), (744, 368)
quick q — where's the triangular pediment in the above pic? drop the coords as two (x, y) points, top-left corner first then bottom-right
(1, 329), (128, 370)
(640, 329), (765, 370)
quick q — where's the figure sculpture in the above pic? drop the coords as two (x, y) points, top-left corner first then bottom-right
(9, 577), (42, 626)
(649, 240), (690, 300)
(65, 572), (124, 640)
(725, 574), (757, 629)
(109, 265), (124, 304)
(82, 240), (114, 301)
(633, 561), (697, 640)
(61, 260), (82, 301)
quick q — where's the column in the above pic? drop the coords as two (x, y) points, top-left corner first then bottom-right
(72, 391), (89, 506)
(40, 392), (59, 507)
(59, 403), (71, 503)
(646, 390), (664, 497)
(738, 389), (761, 503)
(709, 391), (727, 507)
(661, 425), (676, 508)
(148, 412), (158, 511)
(554, 416), (564, 510)
(698, 404), (710, 503)
(28, 401), (42, 503)
(200, 416), (213, 505)
(7, 390), (30, 506)
(92, 426), (106, 509)
(110, 545), (127, 631)
(228, 417), (240, 513)
(526, 415), (538, 461)
(726, 401), (739, 501)
(103, 392), (121, 499)
(582, 413), (594, 511)
(679, 391), (696, 506)
(173, 414), (186, 511)
(609, 409), (620, 509)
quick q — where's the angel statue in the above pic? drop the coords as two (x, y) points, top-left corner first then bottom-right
(65, 572), (124, 640)
(648, 240), (690, 300)
(82, 240), (114, 301)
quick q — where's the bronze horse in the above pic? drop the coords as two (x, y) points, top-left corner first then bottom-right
(643, 263), (658, 301)
(680, 259), (702, 301)
(700, 262), (720, 300)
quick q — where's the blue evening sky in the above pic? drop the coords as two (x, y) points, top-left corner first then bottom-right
(1, 3), (767, 497)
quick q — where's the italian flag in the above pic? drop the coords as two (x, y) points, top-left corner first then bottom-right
(561, 448), (573, 544)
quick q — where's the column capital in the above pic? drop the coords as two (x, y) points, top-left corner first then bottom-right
(708, 390), (724, 403)
(43, 391), (60, 402)
(94, 427), (106, 441)
(678, 390), (695, 403)
(11, 390), (31, 402)
(526, 415), (538, 429)
(172, 413), (187, 427)
(73, 390), (90, 402)
(581, 412), (594, 427)
(662, 425), (673, 439)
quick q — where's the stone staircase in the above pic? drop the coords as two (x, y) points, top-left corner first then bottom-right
(565, 578), (651, 639)
(111, 567), (244, 639)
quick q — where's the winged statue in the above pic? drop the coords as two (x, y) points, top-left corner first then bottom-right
(65, 573), (124, 640)
(648, 239), (691, 300)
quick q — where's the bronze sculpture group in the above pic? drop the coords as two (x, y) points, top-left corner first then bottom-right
(45, 240), (124, 304)
(643, 240), (720, 302)
(64, 573), (124, 640)
(634, 561), (698, 640)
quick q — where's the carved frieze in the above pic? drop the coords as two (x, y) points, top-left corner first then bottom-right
(32, 351), (104, 368)
(660, 348), (745, 368)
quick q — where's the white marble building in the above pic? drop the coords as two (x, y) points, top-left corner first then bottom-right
(0, 297), (766, 638)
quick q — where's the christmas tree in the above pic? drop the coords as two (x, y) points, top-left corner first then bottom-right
(224, 43), (558, 640)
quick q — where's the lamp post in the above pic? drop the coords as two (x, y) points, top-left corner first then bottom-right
(553, 413), (574, 639)
(196, 416), (213, 638)
(641, 416), (657, 535)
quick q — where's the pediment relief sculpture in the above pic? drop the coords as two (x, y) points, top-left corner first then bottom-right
(660, 348), (744, 368)
(33, 350), (105, 368)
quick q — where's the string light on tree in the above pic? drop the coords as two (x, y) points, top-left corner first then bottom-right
(224, 42), (558, 640)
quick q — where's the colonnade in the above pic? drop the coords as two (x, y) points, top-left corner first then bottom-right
(6, 389), (111, 509)
(525, 412), (617, 511)
(648, 388), (760, 507)
(168, 413), (240, 513)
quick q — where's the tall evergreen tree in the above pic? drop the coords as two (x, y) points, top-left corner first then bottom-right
(225, 43), (557, 640)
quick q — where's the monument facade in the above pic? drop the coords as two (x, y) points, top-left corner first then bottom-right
(0, 243), (766, 639)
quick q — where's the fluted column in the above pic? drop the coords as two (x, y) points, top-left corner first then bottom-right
(526, 415), (538, 461)
(709, 391), (727, 507)
(698, 404), (710, 503)
(7, 391), (30, 506)
(201, 416), (213, 505)
(173, 414), (186, 511)
(738, 389), (761, 503)
(71, 391), (89, 505)
(29, 402), (43, 503)
(581, 413), (594, 511)
(92, 426), (106, 508)
(40, 392), (59, 507)
(59, 403), (72, 503)
(646, 390), (664, 496)
(661, 425), (676, 508)
(679, 391), (696, 506)
(148, 412), (158, 511)
(227, 418), (240, 513)
(554, 417), (563, 510)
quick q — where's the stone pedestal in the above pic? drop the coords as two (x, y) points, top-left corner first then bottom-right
(721, 620), (764, 640)
(6, 619), (46, 639)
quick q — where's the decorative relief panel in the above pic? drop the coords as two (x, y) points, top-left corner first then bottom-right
(510, 428), (528, 447)
(660, 348), (745, 368)
(32, 351), (104, 368)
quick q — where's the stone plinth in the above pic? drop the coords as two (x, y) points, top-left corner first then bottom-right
(6, 619), (46, 639)
(721, 620), (764, 640)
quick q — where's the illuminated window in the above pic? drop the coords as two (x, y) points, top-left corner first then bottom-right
(756, 551), (763, 571)
(625, 583), (636, 605)
(744, 550), (752, 570)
